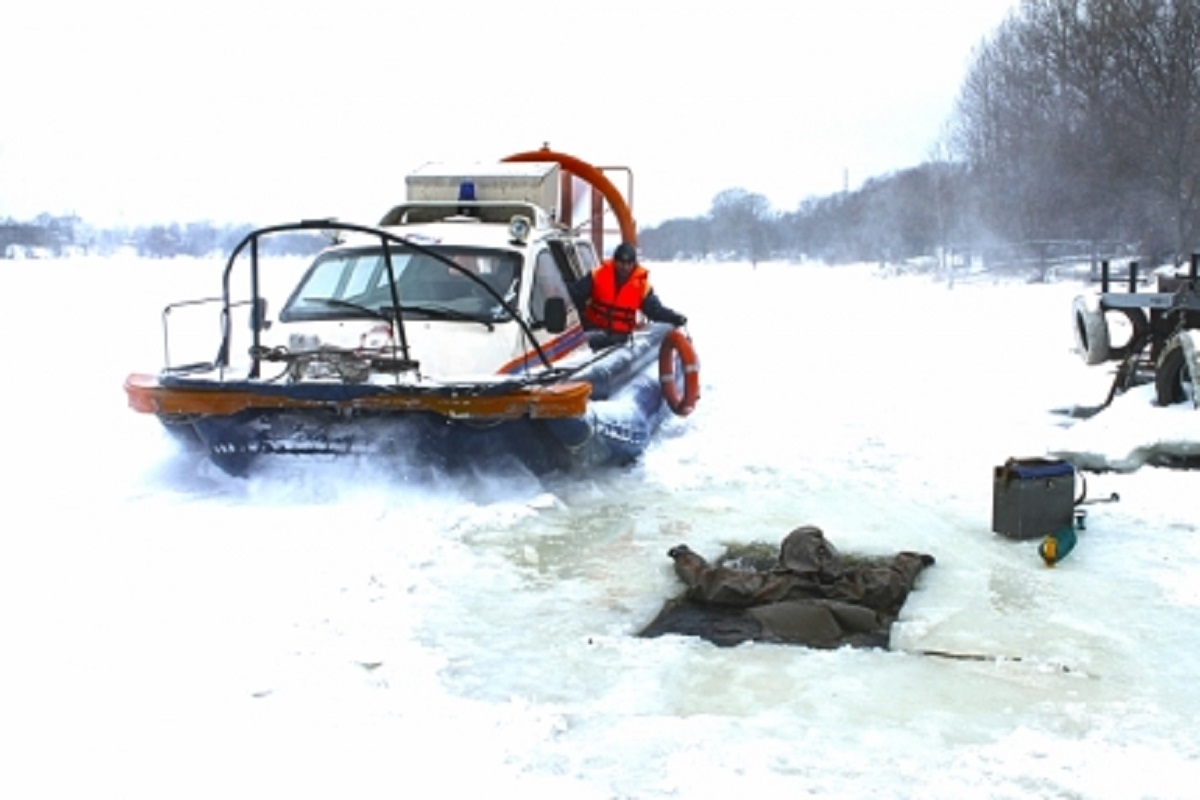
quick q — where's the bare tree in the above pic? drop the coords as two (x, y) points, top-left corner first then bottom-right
(708, 188), (773, 265)
(952, 0), (1200, 260)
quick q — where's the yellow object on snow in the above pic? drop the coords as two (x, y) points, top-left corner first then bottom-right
(1039, 525), (1078, 567)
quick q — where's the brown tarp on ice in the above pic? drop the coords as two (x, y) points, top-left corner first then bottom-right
(639, 525), (935, 649)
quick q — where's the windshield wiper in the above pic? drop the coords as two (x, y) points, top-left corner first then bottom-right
(303, 297), (391, 320)
(301, 298), (494, 330)
(387, 304), (495, 331)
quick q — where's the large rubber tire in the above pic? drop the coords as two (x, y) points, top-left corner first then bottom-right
(1072, 295), (1110, 365)
(1155, 331), (1199, 406)
(1107, 307), (1150, 361)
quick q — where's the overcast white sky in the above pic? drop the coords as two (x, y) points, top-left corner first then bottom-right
(1, 0), (1015, 228)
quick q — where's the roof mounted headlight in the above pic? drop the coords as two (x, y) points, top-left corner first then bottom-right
(508, 215), (532, 245)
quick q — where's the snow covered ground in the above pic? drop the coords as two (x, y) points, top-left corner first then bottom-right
(2, 256), (1198, 798)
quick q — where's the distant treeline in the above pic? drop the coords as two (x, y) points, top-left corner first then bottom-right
(0, 215), (325, 259)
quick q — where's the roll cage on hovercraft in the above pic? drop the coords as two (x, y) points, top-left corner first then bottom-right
(1072, 255), (1200, 410)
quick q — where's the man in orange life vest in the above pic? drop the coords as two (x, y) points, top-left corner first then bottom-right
(569, 242), (687, 347)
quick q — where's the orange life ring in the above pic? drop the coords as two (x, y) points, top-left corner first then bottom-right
(659, 329), (700, 416)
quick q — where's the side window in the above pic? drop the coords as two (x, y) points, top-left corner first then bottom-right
(547, 239), (591, 283)
(529, 249), (572, 326)
(574, 241), (600, 274)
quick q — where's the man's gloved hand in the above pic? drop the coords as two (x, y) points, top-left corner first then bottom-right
(668, 544), (693, 560)
(671, 313), (688, 327)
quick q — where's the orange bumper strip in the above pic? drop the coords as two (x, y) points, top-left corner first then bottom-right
(124, 373), (591, 420)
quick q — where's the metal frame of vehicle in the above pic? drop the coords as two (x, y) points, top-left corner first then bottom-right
(1072, 256), (1200, 409)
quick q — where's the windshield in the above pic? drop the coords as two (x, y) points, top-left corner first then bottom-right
(279, 245), (521, 323)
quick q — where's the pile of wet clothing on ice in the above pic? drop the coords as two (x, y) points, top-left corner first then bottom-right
(639, 525), (935, 649)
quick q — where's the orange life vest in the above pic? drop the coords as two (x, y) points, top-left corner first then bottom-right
(583, 260), (649, 334)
